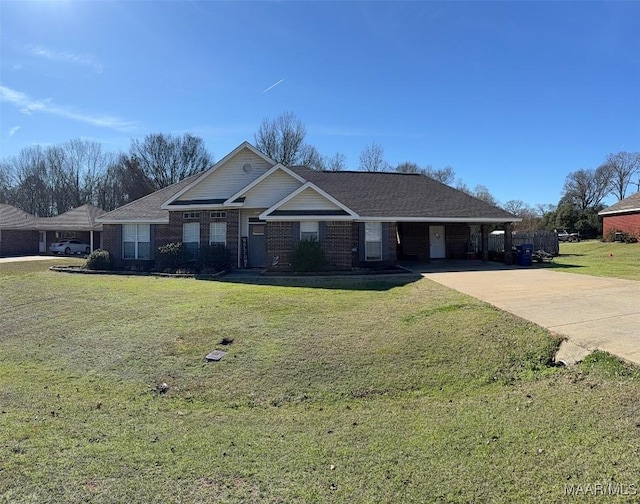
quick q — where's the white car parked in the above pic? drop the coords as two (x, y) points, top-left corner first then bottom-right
(49, 239), (91, 255)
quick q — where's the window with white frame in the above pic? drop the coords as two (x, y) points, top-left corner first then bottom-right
(123, 224), (151, 260)
(210, 211), (227, 218)
(365, 222), (382, 261)
(183, 212), (200, 219)
(209, 222), (227, 246)
(300, 221), (319, 241)
(183, 222), (200, 257)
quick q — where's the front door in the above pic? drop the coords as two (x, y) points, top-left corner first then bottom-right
(39, 231), (46, 253)
(248, 223), (266, 267)
(429, 225), (446, 259)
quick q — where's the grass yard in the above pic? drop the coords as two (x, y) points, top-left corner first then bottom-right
(553, 240), (640, 281)
(2, 260), (640, 502)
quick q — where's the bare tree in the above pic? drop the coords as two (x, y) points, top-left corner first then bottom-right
(254, 112), (306, 165)
(10, 146), (54, 216)
(425, 165), (456, 185)
(562, 165), (612, 210)
(472, 184), (499, 207)
(455, 180), (499, 206)
(606, 151), (640, 200)
(359, 141), (387, 172)
(298, 144), (325, 170)
(395, 161), (420, 174)
(502, 199), (541, 232)
(324, 152), (347, 172)
(129, 133), (212, 190)
(0, 161), (12, 203)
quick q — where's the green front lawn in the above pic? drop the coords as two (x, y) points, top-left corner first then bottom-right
(2, 261), (640, 502)
(553, 240), (640, 281)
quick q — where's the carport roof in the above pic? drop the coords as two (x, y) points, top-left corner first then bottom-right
(36, 204), (106, 231)
(289, 167), (518, 221)
(0, 203), (106, 231)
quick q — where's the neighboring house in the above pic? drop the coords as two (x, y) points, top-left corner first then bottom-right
(96, 141), (519, 270)
(599, 192), (640, 240)
(36, 204), (106, 253)
(0, 204), (39, 256)
(0, 203), (105, 257)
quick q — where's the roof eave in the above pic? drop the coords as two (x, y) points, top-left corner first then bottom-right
(96, 218), (169, 224)
(599, 207), (640, 216)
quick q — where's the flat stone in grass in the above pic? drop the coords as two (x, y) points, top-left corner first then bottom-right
(206, 350), (226, 362)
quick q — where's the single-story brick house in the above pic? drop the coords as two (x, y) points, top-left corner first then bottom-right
(96, 142), (520, 270)
(599, 192), (640, 240)
(0, 204), (40, 256)
(0, 203), (105, 256)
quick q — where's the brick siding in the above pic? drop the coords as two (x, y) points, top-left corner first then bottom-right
(603, 213), (640, 240)
(400, 222), (430, 260)
(0, 229), (39, 256)
(324, 221), (355, 269)
(266, 222), (295, 271)
(445, 223), (471, 259)
(266, 221), (357, 271)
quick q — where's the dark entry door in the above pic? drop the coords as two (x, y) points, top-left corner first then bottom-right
(248, 223), (266, 267)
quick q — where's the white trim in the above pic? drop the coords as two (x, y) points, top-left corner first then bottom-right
(599, 207), (640, 216)
(164, 203), (227, 210)
(259, 182), (359, 220)
(160, 142), (277, 210)
(98, 218), (168, 224)
(262, 215), (356, 222)
(223, 164), (307, 205)
(355, 216), (522, 223)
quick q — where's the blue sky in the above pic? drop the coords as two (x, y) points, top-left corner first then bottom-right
(1, 1), (638, 208)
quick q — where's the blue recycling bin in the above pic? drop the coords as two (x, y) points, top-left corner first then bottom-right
(516, 244), (533, 266)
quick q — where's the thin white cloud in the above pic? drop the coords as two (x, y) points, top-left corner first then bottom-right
(262, 79), (284, 94)
(0, 85), (137, 132)
(23, 43), (104, 74)
(8, 126), (21, 137)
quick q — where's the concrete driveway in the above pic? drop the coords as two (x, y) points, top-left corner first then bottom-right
(416, 262), (640, 366)
(0, 255), (63, 263)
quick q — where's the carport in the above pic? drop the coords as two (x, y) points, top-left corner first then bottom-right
(36, 204), (106, 254)
(397, 221), (516, 264)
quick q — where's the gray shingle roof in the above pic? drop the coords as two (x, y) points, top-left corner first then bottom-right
(36, 204), (106, 231)
(96, 164), (517, 223)
(97, 174), (200, 222)
(599, 192), (640, 216)
(0, 204), (37, 229)
(289, 167), (517, 220)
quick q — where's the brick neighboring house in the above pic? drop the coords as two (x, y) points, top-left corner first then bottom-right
(0, 203), (105, 257)
(0, 204), (39, 256)
(599, 192), (640, 240)
(96, 141), (520, 270)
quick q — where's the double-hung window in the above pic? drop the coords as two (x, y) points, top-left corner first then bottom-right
(300, 221), (319, 241)
(183, 222), (200, 258)
(209, 222), (227, 247)
(365, 222), (382, 261)
(123, 224), (151, 260)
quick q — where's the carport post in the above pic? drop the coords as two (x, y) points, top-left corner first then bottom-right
(504, 223), (513, 265)
(481, 224), (489, 261)
(90, 231), (94, 252)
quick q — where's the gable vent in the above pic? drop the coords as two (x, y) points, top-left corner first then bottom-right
(242, 162), (253, 173)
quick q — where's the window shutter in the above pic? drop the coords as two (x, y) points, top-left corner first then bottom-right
(115, 224), (122, 259)
(382, 222), (390, 261)
(149, 225), (156, 260)
(292, 222), (300, 245)
(358, 223), (365, 262)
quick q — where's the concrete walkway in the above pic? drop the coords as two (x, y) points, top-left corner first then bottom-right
(416, 263), (640, 366)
